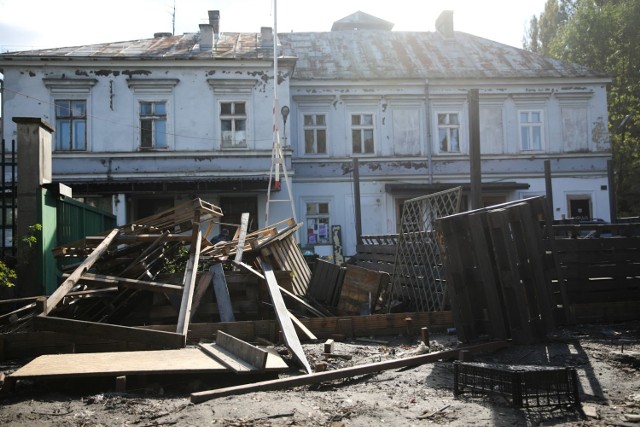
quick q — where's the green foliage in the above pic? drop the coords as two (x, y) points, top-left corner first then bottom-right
(21, 223), (42, 248)
(0, 223), (42, 288)
(0, 259), (17, 288)
(161, 244), (189, 274)
(525, 0), (640, 216)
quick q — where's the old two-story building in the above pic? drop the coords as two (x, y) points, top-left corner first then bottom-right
(0, 10), (611, 257)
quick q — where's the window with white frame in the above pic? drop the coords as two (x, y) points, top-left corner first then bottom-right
(221, 101), (247, 148)
(139, 101), (167, 149)
(55, 100), (87, 151)
(351, 114), (375, 154)
(305, 201), (331, 244)
(437, 112), (460, 153)
(303, 114), (327, 154)
(519, 110), (543, 151)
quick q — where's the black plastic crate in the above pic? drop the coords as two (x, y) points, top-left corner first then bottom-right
(453, 361), (580, 408)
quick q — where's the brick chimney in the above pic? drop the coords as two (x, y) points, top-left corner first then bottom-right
(200, 10), (220, 51)
(436, 10), (454, 39)
(209, 10), (220, 40)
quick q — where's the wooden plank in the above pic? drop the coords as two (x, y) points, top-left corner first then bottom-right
(191, 340), (509, 403)
(77, 273), (183, 294)
(288, 311), (318, 341)
(197, 343), (254, 373)
(260, 259), (312, 374)
(211, 263), (235, 322)
(33, 315), (185, 349)
(216, 330), (268, 370)
(176, 223), (202, 335)
(9, 348), (227, 379)
(43, 228), (119, 315)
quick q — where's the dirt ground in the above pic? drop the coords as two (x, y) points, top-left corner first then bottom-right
(1, 321), (639, 427)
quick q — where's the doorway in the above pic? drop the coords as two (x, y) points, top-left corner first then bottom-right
(219, 197), (258, 234)
(568, 196), (592, 220)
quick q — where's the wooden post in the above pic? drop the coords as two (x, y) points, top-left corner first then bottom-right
(608, 159), (617, 223)
(421, 327), (430, 347)
(468, 89), (481, 210)
(352, 158), (363, 245)
(544, 159), (554, 219)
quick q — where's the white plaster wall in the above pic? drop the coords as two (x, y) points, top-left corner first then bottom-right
(518, 176), (611, 221)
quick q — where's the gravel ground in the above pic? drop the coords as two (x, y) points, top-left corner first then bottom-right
(1, 321), (639, 426)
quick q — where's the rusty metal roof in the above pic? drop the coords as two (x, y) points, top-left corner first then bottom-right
(1, 28), (607, 80)
(279, 30), (607, 80)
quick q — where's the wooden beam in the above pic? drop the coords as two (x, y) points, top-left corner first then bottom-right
(191, 340), (509, 403)
(190, 271), (214, 321)
(287, 311), (317, 341)
(260, 259), (312, 374)
(43, 228), (119, 315)
(33, 315), (185, 349)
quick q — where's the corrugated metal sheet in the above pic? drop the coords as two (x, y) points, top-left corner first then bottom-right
(1, 28), (607, 80)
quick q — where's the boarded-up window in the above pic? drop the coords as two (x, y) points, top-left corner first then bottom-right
(479, 106), (504, 154)
(392, 109), (420, 155)
(562, 107), (588, 152)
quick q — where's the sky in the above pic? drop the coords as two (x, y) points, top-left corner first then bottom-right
(0, 0), (548, 53)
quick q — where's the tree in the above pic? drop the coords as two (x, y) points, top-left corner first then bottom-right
(525, 0), (640, 217)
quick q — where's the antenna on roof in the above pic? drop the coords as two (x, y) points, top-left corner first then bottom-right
(172, 0), (176, 35)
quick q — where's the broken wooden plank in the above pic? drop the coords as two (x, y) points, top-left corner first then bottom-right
(33, 315), (186, 349)
(336, 264), (388, 315)
(43, 228), (120, 316)
(211, 263), (235, 323)
(191, 340), (509, 403)
(260, 259), (312, 374)
(176, 222), (203, 335)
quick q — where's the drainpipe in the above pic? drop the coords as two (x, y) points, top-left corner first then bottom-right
(425, 80), (433, 184)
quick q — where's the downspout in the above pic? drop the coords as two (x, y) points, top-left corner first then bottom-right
(425, 79), (433, 184)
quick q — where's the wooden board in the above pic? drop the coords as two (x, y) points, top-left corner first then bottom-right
(9, 346), (288, 380)
(260, 259), (312, 374)
(336, 264), (388, 315)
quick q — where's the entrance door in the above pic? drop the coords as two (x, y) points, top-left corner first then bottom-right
(219, 197), (258, 234)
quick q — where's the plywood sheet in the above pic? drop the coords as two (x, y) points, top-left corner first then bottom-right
(10, 347), (287, 379)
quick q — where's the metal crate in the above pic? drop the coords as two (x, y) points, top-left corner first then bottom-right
(453, 361), (580, 408)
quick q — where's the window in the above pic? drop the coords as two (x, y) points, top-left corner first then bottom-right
(221, 102), (247, 148)
(55, 100), (87, 151)
(139, 101), (167, 149)
(520, 111), (543, 151)
(304, 114), (327, 154)
(437, 113), (460, 153)
(306, 202), (330, 244)
(351, 114), (374, 154)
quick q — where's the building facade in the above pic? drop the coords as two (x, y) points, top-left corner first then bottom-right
(0, 10), (612, 257)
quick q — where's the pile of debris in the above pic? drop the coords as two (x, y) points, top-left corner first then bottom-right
(0, 198), (466, 399)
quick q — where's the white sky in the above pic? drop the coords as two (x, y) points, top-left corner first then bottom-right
(0, 0), (547, 52)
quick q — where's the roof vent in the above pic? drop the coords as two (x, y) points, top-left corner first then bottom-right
(209, 10), (220, 39)
(154, 32), (172, 38)
(260, 27), (274, 48)
(436, 10), (454, 39)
